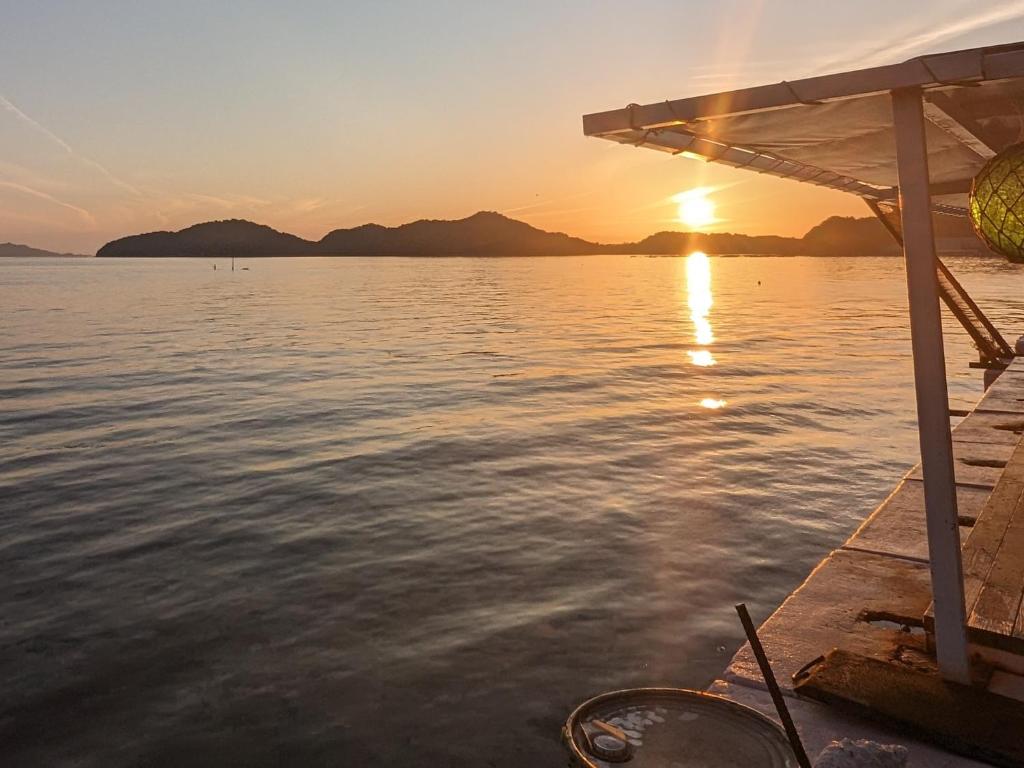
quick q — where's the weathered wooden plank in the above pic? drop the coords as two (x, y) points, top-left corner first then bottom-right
(957, 436), (1024, 647)
(975, 378), (1024, 415)
(924, 478), (1023, 635)
(923, 437), (1024, 635)
(969, 487), (1024, 647)
(725, 549), (932, 692)
(1016, 591), (1024, 642)
(991, 365), (1024, 378)
(844, 480), (986, 563)
(961, 480), (1024, 619)
(1000, 436), (1024, 484)
(794, 649), (1024, 768)
(909, 440), (1015, 488)
(951, 410), (1024, 446)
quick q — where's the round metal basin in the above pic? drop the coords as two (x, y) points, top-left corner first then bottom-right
(563, 688), (798, 767)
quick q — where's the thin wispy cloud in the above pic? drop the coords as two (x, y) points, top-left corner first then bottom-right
(289, 198), (325, 213)
(518, 205), (599, 219)
(0, 91), (143, 198)
(79, 157), (145, 198)
(0, 93), (74, 153)
(0, 179), (96, 227)
(819, 0), (1024, 72)
(0, 209), (68, 229)
(501, 189), (600, 216)
(502, 199), (557, 215)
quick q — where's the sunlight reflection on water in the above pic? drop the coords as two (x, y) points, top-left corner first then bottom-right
(687, 349), (715, 367)
(686, 251), (724, 408)
(687, 251), (715, 348)
(1, 254), (1022, 766)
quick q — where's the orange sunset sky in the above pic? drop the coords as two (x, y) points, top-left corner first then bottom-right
(3, 1), (1024, 253)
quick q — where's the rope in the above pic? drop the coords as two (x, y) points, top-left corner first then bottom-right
(781, 81), (823, 106)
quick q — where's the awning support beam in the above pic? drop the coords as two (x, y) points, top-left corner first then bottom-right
(924, 92), (998, 159)
(891, 87), (971, 684)
(865, 198), (1015, 364)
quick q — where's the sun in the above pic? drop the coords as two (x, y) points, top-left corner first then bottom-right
(674, 188), (716, 230)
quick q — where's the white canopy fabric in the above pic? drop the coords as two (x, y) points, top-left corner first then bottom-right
(584, 42), (1024, 684)
(583, 43), (1024, 214)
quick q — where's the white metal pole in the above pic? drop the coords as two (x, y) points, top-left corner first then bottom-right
(891, 87), (971, 684)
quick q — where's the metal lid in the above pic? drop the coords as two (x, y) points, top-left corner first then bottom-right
(563, 688), (798, 767)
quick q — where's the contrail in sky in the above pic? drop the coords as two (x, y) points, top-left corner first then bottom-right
(0, 93), (73, 153)
(502, 189), (600, 215)
(822, 1), (1024, 71)
(0, 179), (97, 226)
(0, 92), (143, 197)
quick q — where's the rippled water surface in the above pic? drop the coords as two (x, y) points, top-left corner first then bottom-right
(2, 254), (1022, 766)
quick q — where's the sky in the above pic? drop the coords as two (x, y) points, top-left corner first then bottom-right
(3, 0), (1024, 253)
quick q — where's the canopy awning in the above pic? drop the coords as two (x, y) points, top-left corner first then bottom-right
(583, 43), (1024, 214)
(583, 42), (1024, 686)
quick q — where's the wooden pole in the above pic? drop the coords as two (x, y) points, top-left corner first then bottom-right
(735, 604), (812, 768)
(891, 86), (971, 684)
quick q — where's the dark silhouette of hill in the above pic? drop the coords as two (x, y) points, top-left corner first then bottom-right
(800, 216), (899, 256)
(95, 211), (987, 258)
(625, 215), (978, 257)
(97, 220), (318, 258)
(98, 212), (597, 258)
(1, 242), (88, 258)
(319, 211), (598, 255)
(799, 214), (978, 256)
(609, 231), (805, 256)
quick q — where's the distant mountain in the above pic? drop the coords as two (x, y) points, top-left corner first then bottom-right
(98, 212), (599, 258)
(1, 242), (88, 258)
(611, 230), (805, 256)
(801, 216), (900, 256)
(319, 211), (597, 256)
(95, 211), (990, 258)
(799, 214), (982, 256)
(97, 220), (317, 258)
(626, 215), (981, 256)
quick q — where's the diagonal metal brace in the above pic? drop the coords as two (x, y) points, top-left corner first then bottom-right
(865, 199), (1014, 365)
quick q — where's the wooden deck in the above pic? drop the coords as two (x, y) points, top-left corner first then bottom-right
(923, 366), (1024, 661)
(712, 360), (1024, 767)
(794, 649), (1024, 768)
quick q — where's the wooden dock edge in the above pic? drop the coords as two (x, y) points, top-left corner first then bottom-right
(709, 361), (1024, 766)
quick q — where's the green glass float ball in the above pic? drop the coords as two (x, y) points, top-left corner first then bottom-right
(970, 142), (1024, 263)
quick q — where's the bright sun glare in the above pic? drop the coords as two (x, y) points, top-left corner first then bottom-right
(674, 188), (716, 230)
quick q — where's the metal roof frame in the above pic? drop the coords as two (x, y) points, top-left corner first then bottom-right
(583, 42), (1024, 684)
(583, 43), (1024, 215)
(584, 44), (1024, 136)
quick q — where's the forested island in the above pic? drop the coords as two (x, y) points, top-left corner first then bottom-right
(77, 210), (987, 259)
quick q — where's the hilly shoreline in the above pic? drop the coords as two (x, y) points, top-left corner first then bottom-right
(1, 243), (89, 258)
(94, 210), (983, 258)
